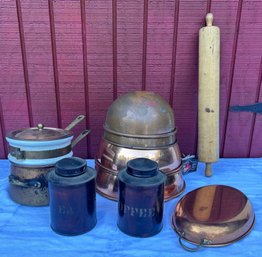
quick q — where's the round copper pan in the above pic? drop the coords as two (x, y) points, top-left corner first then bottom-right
(171, 185), (255, 251)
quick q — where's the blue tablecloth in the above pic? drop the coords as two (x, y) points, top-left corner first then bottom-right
(0, 159), (261, 257)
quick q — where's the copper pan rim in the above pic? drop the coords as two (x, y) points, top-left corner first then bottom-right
(171, 185), (256, 250)
(102, 137), (178, 150)
(104, 125), (177, 139)
(96, 181), (186, 202)
(95, 159), (183, 175)
(171, 215), (256, 247)
(96, 188), (118, 201)
(95, 160), (185, 202)
(164, 181), (186, 201)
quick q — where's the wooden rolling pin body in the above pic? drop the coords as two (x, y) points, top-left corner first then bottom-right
(198, 13), (220, 177)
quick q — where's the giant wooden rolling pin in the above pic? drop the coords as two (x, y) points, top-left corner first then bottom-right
(198, 13), (220, 177)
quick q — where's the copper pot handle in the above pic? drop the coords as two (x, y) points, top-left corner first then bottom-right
(178, 232), (212, 252)
(9, 175), (42, 188)
(65, 115), (85, 131)
(71, 129), (91, 148)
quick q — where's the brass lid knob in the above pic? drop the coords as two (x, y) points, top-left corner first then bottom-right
(37, 124), (44, 130)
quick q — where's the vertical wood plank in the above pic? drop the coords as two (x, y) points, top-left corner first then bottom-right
(145, 0), (176, 101)
(169, 0), (180, 106)
(0, 0), (30, 143)
(171, 0), (207, 155)
(141, 0), (149, 90)
(16, 0), (33, 126)
(80, 0), (91, 157)
(117, 0), (144, 94)
(223, 0), (262, 157)
(112, 0), (118, 100)
(86, 0), (114, 158)
(20, 0), (58, 129)
(52, 0), (87, 157)
(211, 0), (240, 157)
(249, 56), (262, 157)
(48, 0), (62, 128)
(0, 99), (7, 158)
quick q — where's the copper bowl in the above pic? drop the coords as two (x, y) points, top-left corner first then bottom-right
(104, 91), (176, 148)
(96, 138), (185, 201)
(171, 185), (255, 251)
(95, 91), (186, 201)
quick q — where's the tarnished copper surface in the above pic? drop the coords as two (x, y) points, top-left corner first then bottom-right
(9, 163), (52, 206)
(96, 91), (185, 201)
(104, 91), (176, 148)
(96, 161), (184, 201)
(172, 185), (255, 248)
(7, 115), (85, 141)
(97, 138), (182, 172)
(7, 124), (73, 141)
(9, 145), (72, 160)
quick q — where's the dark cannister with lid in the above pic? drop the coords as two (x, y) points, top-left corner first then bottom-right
(117, 158), (166, 237)
(48, 157), (97, 236)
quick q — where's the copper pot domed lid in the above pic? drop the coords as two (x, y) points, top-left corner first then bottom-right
(7, 124), (73, 141)
(104, 91), (177, 148)
(6, 115), (86, 142)
(171, 185), (255, 251)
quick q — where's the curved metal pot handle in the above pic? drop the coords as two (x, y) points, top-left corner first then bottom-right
(71, 129), (91, 148)
(178, 232), (212, 252)
(9, 175), (42, 188)
(65, 115), (85, 131)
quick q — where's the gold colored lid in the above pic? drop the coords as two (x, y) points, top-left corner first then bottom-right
(7, 124), (73, 141)
(172, 185), (255, 249)
(104, 91), (176, 148)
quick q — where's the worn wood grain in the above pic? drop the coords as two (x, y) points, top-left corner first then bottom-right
(1, 0), (262, 158)
(146, 0), (176, 101)
(85, 0), (114, 157)
(117, 0), (144, 95)
(223, 0), (262, 157)
(0, 0), (30, 159)
(171, 0), (207, 155)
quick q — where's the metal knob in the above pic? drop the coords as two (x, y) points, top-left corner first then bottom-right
(37, 123), (44, 130)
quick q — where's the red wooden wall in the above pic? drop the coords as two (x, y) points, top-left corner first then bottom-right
(0, 0), (262, 159)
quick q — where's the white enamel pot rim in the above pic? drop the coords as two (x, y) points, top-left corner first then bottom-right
(6, 136), (74, 149)
(5, 115), (89, 166)
(6, 136), (74, 166)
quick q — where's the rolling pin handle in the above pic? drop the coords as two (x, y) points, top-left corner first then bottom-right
(205, 163), (212, 177)
(206, 13), (213, 27)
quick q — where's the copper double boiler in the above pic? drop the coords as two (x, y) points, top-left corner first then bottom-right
(5, 115), (89, 206)
(96, 91), (185, 201)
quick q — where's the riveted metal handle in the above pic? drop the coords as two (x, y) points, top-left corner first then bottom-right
(71, 129), (91, 148)
(9, 175), (42, 188)
(178, 232), (212, 252)
(65, 115), (85, 131)
(9, 147), (25, 159)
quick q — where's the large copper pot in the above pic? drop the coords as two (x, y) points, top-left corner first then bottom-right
(95, 91), (185, 201)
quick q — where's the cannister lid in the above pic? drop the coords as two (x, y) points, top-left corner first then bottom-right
(6, 123), (73, 141)
(55, 157), (86, 177)
(48, 157), (96, 186)
(118, 158), (166, 187)
(171, 185), (255, 251)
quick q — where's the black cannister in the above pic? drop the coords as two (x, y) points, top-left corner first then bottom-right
(48, 157), (96, 236)
(117, 158), (166, 237)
